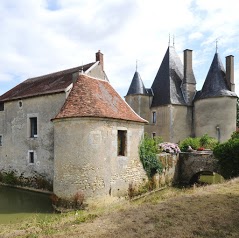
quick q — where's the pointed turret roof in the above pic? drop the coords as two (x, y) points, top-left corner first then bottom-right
(53, 74), (147, 123)
(126, 71), (148, 96)
(151, 46), (186, 107)
(195, 53), (237, 101)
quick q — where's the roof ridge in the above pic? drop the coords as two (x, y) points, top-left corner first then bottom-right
(26, 62), (95, 82)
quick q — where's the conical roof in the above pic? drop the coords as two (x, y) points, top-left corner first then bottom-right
(151, 46), (186, 107)
(126, 71), (147, 95)
(53, 74), (147, 123)
(195, 53), (237, 101)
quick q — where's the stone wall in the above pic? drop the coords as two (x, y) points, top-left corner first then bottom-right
(146, 105), (192, 143)
(194, 97), (237, 142)
(176, 151), (219, 184)
(153, 153), (179, 187)
(53, 117), (147, 203)
(0, 93), (67, 184)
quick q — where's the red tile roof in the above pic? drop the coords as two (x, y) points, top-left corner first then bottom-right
(54, 74), (147, 123)
(0, 63), (95, 102)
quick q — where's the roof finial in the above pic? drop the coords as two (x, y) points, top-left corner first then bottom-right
(168, 33), (171, 46)
(216, 38), (218, 53)
(173, 34), (175, 47)
(136, 60), (138, 72)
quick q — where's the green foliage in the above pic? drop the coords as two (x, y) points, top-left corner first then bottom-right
(213, 137), (239, 179)
(179, 134), (218, 152)
(230, 131), (239, 140)
(139, 134), (163, 178)
(179, 137), (200, 152)
(199, 134), (218, 150)
(1, 171), (18, 185)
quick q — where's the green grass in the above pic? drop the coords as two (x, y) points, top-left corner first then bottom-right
(1, 178), (239, 238)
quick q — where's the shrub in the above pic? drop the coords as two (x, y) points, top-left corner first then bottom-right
(180, 134), (218, 152)
(231, 131), (239, 140)
(139, 134), (163, 178)
(2, 171), (18, 185)
(199, 134), (218, 150)
(213, 137), (239, 179)
(179, 137), (200, 152)
(159, 142), (181, 154)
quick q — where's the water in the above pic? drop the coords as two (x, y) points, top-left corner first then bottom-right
(0, 185), (55, 224)
(199, 173), (224, 184)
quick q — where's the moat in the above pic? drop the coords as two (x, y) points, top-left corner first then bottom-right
(0, 185), (55, 224)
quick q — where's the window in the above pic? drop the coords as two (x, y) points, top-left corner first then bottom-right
(152, 111), (156, 123)
(19, 101), (23, 108)
(0, 135), (2, 146)
(28, 151), (35, 164)
(152, 132), (156, 139)
(118, 130), (127, 156)
(30, 117), (38, 138)
(0, 102), (4, 111)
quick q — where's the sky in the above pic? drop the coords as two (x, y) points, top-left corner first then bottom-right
(1, 0), (239, 98)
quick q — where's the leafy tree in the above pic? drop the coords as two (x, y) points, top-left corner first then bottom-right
(139, 134), (163, 178)
(213, 133), (239, 179)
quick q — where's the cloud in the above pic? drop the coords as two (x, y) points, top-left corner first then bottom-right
(0, 0), (239, 98)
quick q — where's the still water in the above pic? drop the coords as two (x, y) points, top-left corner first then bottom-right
(199, 173), (224, 184)
(0, 185), (55, 224)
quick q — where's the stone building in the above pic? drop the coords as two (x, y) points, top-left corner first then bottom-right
(125, 46), (237, 143)
(0, 51), (147, 202)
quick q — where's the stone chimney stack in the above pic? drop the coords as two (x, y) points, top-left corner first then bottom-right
(226, 55), (235, 92)
(182, 49), (196, 104)
(96, 50), (104, 71)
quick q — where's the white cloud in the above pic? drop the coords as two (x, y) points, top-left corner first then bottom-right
(0, 0), (239, 98)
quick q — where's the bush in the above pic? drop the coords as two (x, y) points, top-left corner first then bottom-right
(179, 134), (218, 152)
(179, 137), (200, 152)
(159, 142), (181, 154)
(139, 134), (163, 178)
(199, 134), (218, 150)
(213, 137), (239, 179)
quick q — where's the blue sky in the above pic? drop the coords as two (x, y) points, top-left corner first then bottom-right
(1, 0), (239, 98)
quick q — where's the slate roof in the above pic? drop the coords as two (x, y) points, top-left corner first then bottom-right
(0, 63), (95, 102)
(194, 53), (237, 101)
(151, 46), (186, 107)
(54, 74), (147, 123)
(126, 71), (148, 95)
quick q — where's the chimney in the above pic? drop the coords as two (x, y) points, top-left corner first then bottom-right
(226, 55), (235, 92)
(182, 49), (196, 104)
(183, 49), (195, 83)
(96, 50), (104, 71)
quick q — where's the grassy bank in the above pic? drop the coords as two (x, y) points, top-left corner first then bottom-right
(1, 178), (239, 238)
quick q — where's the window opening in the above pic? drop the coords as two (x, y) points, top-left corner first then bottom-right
(118, 130), (127, 156)
(29, 151), (34, 164)
(0, 102), (4, 111)
(30, 117), (37, 138)
(152, 111), (156, 123)
(152, 132), (156, 139)
(0, 135), (2, 146)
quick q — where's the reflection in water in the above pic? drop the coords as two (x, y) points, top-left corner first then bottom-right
(0, 185), (55, 224)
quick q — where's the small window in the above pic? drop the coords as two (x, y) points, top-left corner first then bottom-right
(0, 135), (2, 146)
(30, 117), (38, 138)
(152, 111), (156, 123)
(19, 101), (23, 108)
(0, 102), (4, 111)
(29, 151), (35, 164)
(152, 132), (156, 139)
(118, 130), (127, 156)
